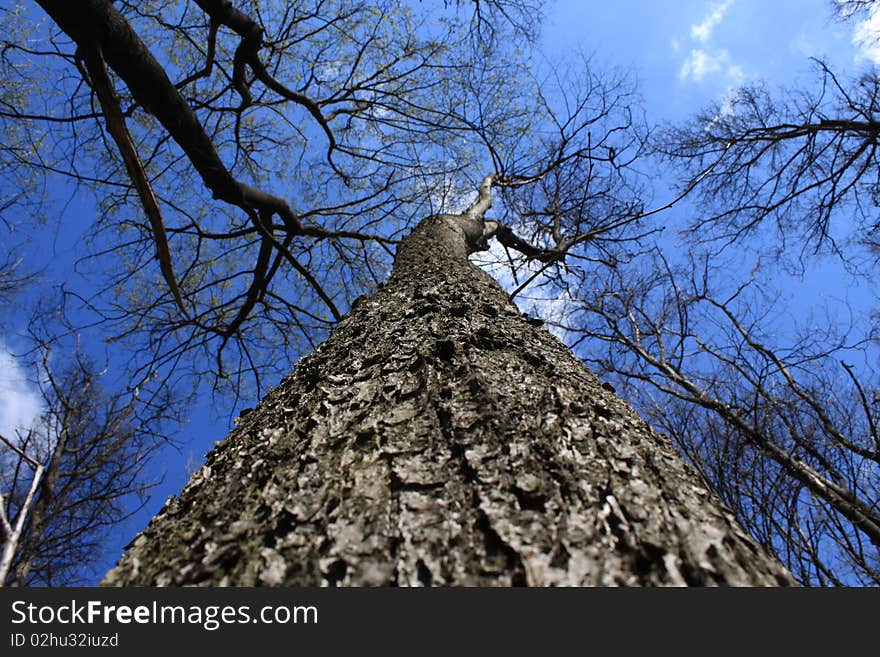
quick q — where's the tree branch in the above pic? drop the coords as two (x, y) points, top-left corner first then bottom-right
(78, 45), (190, 319)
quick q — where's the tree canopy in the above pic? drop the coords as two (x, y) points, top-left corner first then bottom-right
(0, 0), (878, 585)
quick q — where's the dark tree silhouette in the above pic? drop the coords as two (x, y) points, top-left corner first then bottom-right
(658, 61), (880, 261)
(557, 250), (879, 585)
(1, 336), (169, 586)
(572, 2), (880, 584)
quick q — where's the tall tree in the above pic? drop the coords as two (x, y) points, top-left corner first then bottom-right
(8, 0), (565, 399)
(104, 182), (793, 586)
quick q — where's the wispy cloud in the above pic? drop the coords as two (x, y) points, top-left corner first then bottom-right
(679, 48), (743, 83)
(849, 3), (880, 64)
(702, 85), (743, 134)
(793, 31), (816, 58)
(690, 0), (734, 43)
(0, 342), (44, 447)
(471, 237), (574, 341)
(677, 0), (744, 85)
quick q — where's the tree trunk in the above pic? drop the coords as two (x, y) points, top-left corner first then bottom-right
(103, 214), (795, 586)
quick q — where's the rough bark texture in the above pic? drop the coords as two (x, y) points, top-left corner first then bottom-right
(104, 214), (795, 586)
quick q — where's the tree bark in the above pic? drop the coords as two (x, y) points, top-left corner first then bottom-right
(103, 213), (795, 586)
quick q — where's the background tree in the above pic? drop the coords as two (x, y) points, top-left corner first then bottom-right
(522, 0), (880, 585)
(0, 321), (171, 586)
(552, 250), (879, 585)
(658, 60), (880, 262)
(0, 141), (171, 585)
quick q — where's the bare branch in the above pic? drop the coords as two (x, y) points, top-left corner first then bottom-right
(78, 45), (190, 318)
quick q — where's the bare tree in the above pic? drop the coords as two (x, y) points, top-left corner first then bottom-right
(0, 251), (31, 310)
(0, 181), (166, 586)
(548, 247), (879, 585)
(657, 61), (880, 264)
(0, 333), (170, 586)
(833, 0), (878, 21)
(0, 172), (38, 310)
(0, 1), (654, 405)
(103, 178), (793, 586)
(0, 1), (581, 402)
(597, 2), (880, 585)
(454, 0), (546, 46)
(0, 433), (44, 585)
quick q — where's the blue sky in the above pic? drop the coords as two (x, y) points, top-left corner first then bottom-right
(1, 0), (877, 582)
(541, 1), (877, 316)
(546, 0), (869, 122)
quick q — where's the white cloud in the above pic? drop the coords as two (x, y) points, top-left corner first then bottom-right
(727, 62), (745, 84)
(851, 3), (880, 64)
(471, 237), (574, 341)
(703, 85), (742, 133)
(679, 48), (741, 82)
(690, 0), (734, 43)
(680, 48), (723, 80)
(677, 0), (745, 85)
(0, 342), (45, 462)
(718, 85), (739, 117)
(793, 32), (816, 58)
(424, 174), (479, 215)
